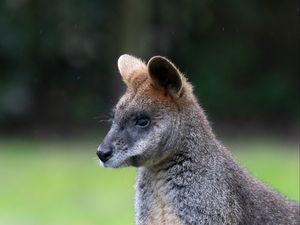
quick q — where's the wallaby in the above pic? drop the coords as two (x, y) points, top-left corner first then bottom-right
(96, 54), (299, 225)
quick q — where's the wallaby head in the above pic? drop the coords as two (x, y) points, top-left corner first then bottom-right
(97, 54), (207, 168)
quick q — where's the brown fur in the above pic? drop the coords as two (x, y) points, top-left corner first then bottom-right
(97, 54), (300, 225)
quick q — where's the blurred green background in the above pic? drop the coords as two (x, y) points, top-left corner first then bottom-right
(0, 138), (298, 225)
(0, 0), (299, 224)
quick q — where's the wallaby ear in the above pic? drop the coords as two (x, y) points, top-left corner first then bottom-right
(117, 54), (147, 87)
(147, 56), (182, 95)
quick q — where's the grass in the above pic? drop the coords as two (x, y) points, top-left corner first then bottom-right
(0, 138), (299, 225)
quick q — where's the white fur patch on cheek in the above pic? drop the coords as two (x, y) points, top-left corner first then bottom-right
(129, 139), (149, 156)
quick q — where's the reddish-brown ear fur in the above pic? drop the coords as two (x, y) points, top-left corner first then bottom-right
(117, 54), (148, 89)
(147, 56), (183, 96)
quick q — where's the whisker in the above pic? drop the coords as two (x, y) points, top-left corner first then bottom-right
(94, 115), (113, 124)
(94, 106), (116, 124)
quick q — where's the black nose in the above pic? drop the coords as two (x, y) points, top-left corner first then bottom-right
(97, 145), (113, 163)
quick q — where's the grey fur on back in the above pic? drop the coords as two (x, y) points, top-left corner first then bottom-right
(97, 54), (299, 225)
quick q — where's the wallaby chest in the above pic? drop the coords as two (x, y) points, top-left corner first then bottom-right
(136, 168), (183, 225)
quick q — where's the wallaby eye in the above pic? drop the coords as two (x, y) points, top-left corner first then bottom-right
(136, 117), (150, 128)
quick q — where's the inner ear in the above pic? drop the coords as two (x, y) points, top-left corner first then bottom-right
(147, 56), (182, 95)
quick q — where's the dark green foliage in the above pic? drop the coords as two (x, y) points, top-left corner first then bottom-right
(0, 0), (298, 130)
